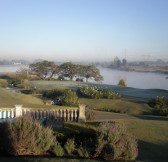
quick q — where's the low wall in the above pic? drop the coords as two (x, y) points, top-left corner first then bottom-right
(0, 104), (86, 122)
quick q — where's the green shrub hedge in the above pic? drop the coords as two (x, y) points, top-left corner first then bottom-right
(95, 122), (138, 161)
(43, 89), (79, 106)
(148, 96), (168, 116)
(78, 86), (121, 99)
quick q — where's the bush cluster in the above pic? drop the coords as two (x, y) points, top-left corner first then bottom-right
(78, 86), (120, 99)
(95, 122), (138, 161)
(43, 89), (79, 106)
(85, 108), (96, 121)
(148, 96), (168, 116)
(0, 117), (138, 161)
(118, 79), (127, 87)
(0, 116), (55, 155)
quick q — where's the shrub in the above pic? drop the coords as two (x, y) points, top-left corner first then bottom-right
(57, 75), (65, 81)
(78, 86), (100, 99)
(60, 90), (79, 106)
(43, 89), (79, 106)
(64, 138), (75, 155)
(85, 108), (96, 121)
(78, 86), (120, 99)
(77, 145), (90, 158)
(43, 89), (65, 100)
(50, 142), (65, 157)
(0, 79), (8, 88)
(76, 78), (84, 82)
(148, 96), (168, 116)
(100, 89), (120, 99)
(118, 79), (127, 87)
(95, 122), (138, 161)
(0, 116), (55, 155)
(8, 78), (21, 87)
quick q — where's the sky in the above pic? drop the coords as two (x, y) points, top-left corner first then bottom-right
(0, 0), (168, 62)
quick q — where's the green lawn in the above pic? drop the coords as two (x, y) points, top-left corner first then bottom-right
(80, 98), (151, 115)
(29, 80), (168, 102)
(120, 119), (168, 162)
(0, 87), (44, 107)
(59, 119), (168, 162)
(28, 80), (168, 115)
(0, 79), (168, 162)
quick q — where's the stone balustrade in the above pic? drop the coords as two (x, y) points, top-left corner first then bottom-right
(0, 104), (86, 122)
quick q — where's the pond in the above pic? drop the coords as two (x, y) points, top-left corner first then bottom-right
(99, 67), (168, 90)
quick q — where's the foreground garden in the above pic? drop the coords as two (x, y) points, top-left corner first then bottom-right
(0, 69), (168, 162)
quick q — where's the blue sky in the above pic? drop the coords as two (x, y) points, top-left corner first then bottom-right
(0, 0), (168, 61)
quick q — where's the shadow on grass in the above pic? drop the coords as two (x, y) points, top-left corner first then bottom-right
(0, 156), (104, 162)
(131, 115), (168, 121)
(138, 140), (168, 162)
(0, 157), (30, 162)
(0, 74), (12, 79)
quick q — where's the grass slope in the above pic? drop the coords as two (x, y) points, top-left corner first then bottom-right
(80, 98), (151, 115)
(0, 87), (43, 107)
(30, 80), (168, 102)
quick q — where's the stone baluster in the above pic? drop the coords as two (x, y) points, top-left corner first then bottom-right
(78, 104), (86, 122)
(7, 110), (10, 118)
(74, 109), (77, 121)
(15, 105), (23, 117)
(51, 111), (54, 121)
(59, 110), (62, 119)
(4, 110), (7, 119)
(39, 111), (42, 119)
(46, 111), (48, 119)
(56, 110), (58, 120)
(66, 109), (69, 121)
(53, 110), (56, 119)
(11, 109), (14, 118)
(71, 110), (74, 121)
(43, 111), (46, 117)
(62, 110), (64, 121)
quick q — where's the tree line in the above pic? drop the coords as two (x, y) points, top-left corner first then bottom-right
(28, 60), (103, 82)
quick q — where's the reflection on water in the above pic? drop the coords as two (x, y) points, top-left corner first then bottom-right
(0, 65), (28, 73)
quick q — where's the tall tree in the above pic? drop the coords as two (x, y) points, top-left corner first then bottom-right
(29, 60), (59, 80)
(16, 68), (30, 83)
(81, 65), (103, 82)
(60, 62), (78, 80)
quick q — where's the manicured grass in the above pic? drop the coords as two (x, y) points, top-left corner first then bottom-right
(29, 80), (84, 90)
(1, 118), (167, 162)
(59, 119), (168, 162)
(29, 80), (166, 115)
(80, 98), (151, 115)
(1, 79), (168, 162)
(118, 119), (168, 162)
(29, 80), (168, 102)
(0, 87), (77, 109)
(0, 87), (44, 107)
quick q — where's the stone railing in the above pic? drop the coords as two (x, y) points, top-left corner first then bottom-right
(0, 104), (86, 122)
